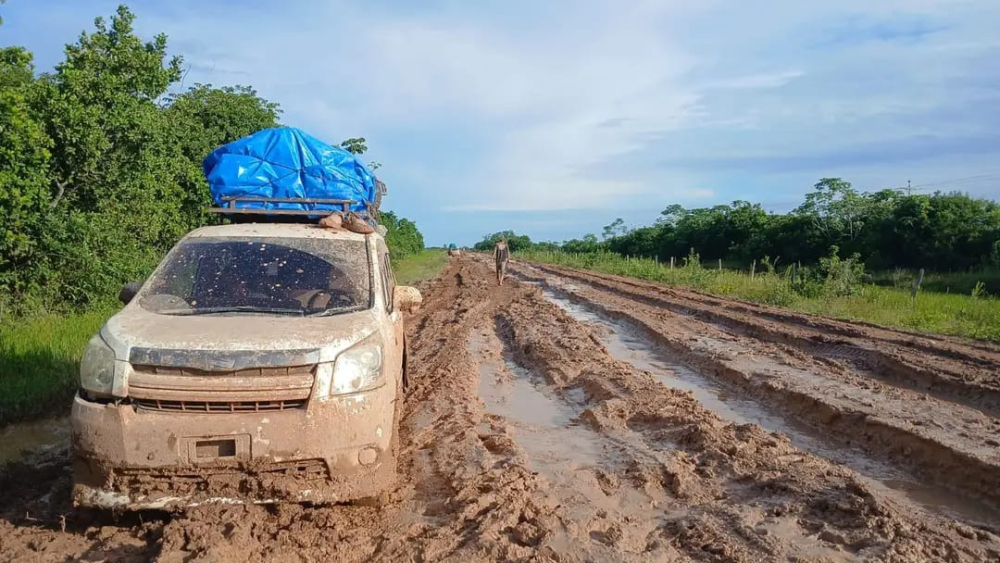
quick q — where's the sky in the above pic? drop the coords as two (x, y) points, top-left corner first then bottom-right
(2, 0), (999, 246)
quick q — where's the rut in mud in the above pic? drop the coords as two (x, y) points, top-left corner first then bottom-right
(1, 255), (998, 562)
(514, 263), (1000, 508)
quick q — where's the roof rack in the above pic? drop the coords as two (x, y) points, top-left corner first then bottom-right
(210, 196), (357, 217)
(209, 196), (383, 230)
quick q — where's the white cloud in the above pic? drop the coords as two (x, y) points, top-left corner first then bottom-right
(703, 71), (806, 91)
(122, 0), (1000, 230)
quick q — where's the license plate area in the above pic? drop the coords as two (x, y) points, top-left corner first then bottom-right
(184, 435), (250, 463)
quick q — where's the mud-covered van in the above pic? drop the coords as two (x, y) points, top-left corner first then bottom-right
(71, 220), (422, 509)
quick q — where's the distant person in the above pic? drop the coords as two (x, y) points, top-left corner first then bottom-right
(493, 238), (510, 286)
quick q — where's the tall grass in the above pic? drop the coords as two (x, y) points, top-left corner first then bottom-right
(520, 249), (1000, 342)
(0, 249), (452, 426)
(0, 305), (116, 425)
(869, 267), (1000, 296)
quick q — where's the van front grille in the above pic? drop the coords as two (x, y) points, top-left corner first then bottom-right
(132, 398), (307, 413)
(127, 363), (316, 406)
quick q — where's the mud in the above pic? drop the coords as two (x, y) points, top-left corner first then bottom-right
(516, 263), (1000, 510)
(1, 255), (999, 562)
(533, 282), (1000, 528)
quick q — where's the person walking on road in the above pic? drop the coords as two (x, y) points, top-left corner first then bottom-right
(493, 238), (510, 286)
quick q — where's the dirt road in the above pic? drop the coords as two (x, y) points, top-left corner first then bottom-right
(1, 255), (998, 562)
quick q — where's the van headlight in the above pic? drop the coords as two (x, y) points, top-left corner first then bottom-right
(331, 341), (384, 395)
(80, 334), (116, 396)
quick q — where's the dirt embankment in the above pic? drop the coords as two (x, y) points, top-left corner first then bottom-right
(1, 256), (998, 562)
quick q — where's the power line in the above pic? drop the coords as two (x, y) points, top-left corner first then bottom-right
(908, 171), (1000, 190)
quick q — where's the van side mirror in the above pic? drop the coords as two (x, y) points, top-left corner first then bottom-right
(393, 286), (423, 314)
(119, 280), (143, 305)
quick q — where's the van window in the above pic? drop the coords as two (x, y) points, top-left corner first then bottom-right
(141, 236), (372, 316)
(377, 241), (394, 312)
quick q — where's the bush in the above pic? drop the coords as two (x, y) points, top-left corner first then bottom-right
(816, 246), (866, 297)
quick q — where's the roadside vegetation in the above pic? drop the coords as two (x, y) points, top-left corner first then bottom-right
(478, 178), (1000, 283)
(478, 177), (1000, 341)
(0, 306), (114, 425)
(520, 248), (1000, 342)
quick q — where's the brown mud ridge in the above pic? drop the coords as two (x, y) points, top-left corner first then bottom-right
(1, 256), (998, 562)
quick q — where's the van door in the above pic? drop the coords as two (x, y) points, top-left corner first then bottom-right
(376, 240), (405, 390)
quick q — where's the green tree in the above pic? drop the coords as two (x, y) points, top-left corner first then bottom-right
(381, 211), (424, 260)
(562, 233), (604, 254)
(30, 5), (188, 305)
(0, 47), (34, 89)
(340, 137), (368, 155)
(602, 218), (628, 240)
(0, 48), (53, 300)
(474, 230), (533, 252)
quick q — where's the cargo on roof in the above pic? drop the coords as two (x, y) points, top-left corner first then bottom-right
(203, 127), (385, 219)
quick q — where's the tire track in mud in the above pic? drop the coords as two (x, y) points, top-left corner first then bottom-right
(489, 268), (1000, 561)
(512, 262), (1000, 513)
(530, 263), (1000, 417)
(468, 324), (677, 561)
(517, 273), (1000, 528)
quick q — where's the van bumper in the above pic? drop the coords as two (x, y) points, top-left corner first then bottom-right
(70, 387), (398, 510)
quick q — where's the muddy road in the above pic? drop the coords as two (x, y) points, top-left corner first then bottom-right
(2, 255), (999, 562)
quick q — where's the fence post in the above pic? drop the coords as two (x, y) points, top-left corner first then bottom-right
(750, 260), (756, 280)
(718, 258), (722, 271)
(911, 268), (925, 305)
(670, 256), (675, 270)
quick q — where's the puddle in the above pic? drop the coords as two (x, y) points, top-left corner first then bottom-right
(535, 285), (1000, 528)
(470, 331), (599, 473)
(468, 328), (673, 548)
(0, 417), (70, 465)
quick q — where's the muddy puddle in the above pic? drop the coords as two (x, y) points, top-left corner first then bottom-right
(0, 417), (70, 465)
(533, 284), (1000, 528)
(467, 329), (672, 549)
(469, 330), (599, 473)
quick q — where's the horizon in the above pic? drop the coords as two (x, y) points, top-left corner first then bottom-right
(2, 0), (998, 246)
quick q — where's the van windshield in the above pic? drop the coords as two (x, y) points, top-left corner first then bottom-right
(140, 236), (372, 316)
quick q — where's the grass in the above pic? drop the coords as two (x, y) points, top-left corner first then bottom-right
(868, 267), (1000, 296)
(520, 249), (1000, 343)
(0, 304), (116, 426)
(0, 248), (451, 426)
(393, 248), (450, 286)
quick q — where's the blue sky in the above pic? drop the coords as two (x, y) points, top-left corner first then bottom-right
(2, 0), (999, 246)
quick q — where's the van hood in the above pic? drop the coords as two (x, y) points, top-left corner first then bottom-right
(102, 306), (379, 368)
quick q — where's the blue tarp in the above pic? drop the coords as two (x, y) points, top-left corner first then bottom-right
(203, 127), (378, 214)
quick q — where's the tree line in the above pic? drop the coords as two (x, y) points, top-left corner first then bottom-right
(0, 6), (423, 315)
(478, 178), (1000, 273)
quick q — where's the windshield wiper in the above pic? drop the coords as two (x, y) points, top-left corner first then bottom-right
(309, 304), (367, 317)
(160, 306), (305, 316)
